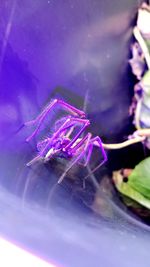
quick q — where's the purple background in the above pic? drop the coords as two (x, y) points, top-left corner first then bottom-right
(0, 0), (139, 139)
(0, 1), (150, 267)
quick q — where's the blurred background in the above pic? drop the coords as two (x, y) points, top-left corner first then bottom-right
(0, 1), (150, 267)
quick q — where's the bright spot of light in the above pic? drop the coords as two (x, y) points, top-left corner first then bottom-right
(0, 237), (57, 267)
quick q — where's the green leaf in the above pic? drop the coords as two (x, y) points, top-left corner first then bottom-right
(122, 195), (150, 218)
(145, 40), (150, 53)
(119, 181), (150, 209)
(128, 157), (150, 199)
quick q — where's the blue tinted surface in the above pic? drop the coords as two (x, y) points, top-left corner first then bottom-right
(0, 1), (150, 267)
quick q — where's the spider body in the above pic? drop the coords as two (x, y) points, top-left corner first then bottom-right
(25, 99), (107, 183)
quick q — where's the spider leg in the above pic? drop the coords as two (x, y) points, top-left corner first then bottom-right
(70, 133), (92, 152)
(76, 141), (93, 167)
(27, 137), (51, 166)
(44, 117), (89, 153)
(57, 133), (91, 183)
(92, 136), (107, 163)
(64, 118), (90, 150)
(44, 118), (88, 152)
(26, 118), (75, 166)
(44, 117), (90, 161)
(46, 117), (73, 145)
(25, 99), (85, 142)
(58, 99), (85, 118)
(65, 126), (74, 138)
(36, 118), (76, 159)
(83, 136), (107, 179)
(26, 154), (43, 166)
(71, 135), (93, 166)
(26, 117), (89, 166)
(83, 143), (93, 166)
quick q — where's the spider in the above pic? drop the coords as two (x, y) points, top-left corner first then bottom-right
(24, 99), (107, 183)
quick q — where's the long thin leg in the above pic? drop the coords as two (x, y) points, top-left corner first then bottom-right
(27, 118), (76, 165)
(70, 133), (92, 166)
(26, 117), (89, 165)
(25, 99), (85, 142)
(26, 99), (85, 126)
(44, 117), (90, 157)
(64, 119), (90, 150)
(58, 99), (86, 118)
(84, 136), (107, 179)
(70, 132), (92, 152)
(75, 143), (93, 167)
(41, 117), (89, 156)
(27, 154), (43, 166)
(57, 133), (91, 183)
(83, 143), (93, 166)
(77, 136), (107, 168)
(93, 136), (107, 161)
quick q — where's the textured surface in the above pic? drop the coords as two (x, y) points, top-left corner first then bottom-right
(0, 1), (150, 267)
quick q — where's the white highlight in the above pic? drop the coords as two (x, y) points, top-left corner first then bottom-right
(0, 237), (57, 267)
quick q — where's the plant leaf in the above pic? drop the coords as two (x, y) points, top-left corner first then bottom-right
(122, 195), (150, 217)
(145, 39), (150, 53)
(128, 157), (150, 199)
(119, 181), (150, 209)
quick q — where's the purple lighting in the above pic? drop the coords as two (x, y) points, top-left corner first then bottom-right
(24, 99), (107, 183)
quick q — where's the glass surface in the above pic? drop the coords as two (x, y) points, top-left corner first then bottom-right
(0, 1), (150, 267)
